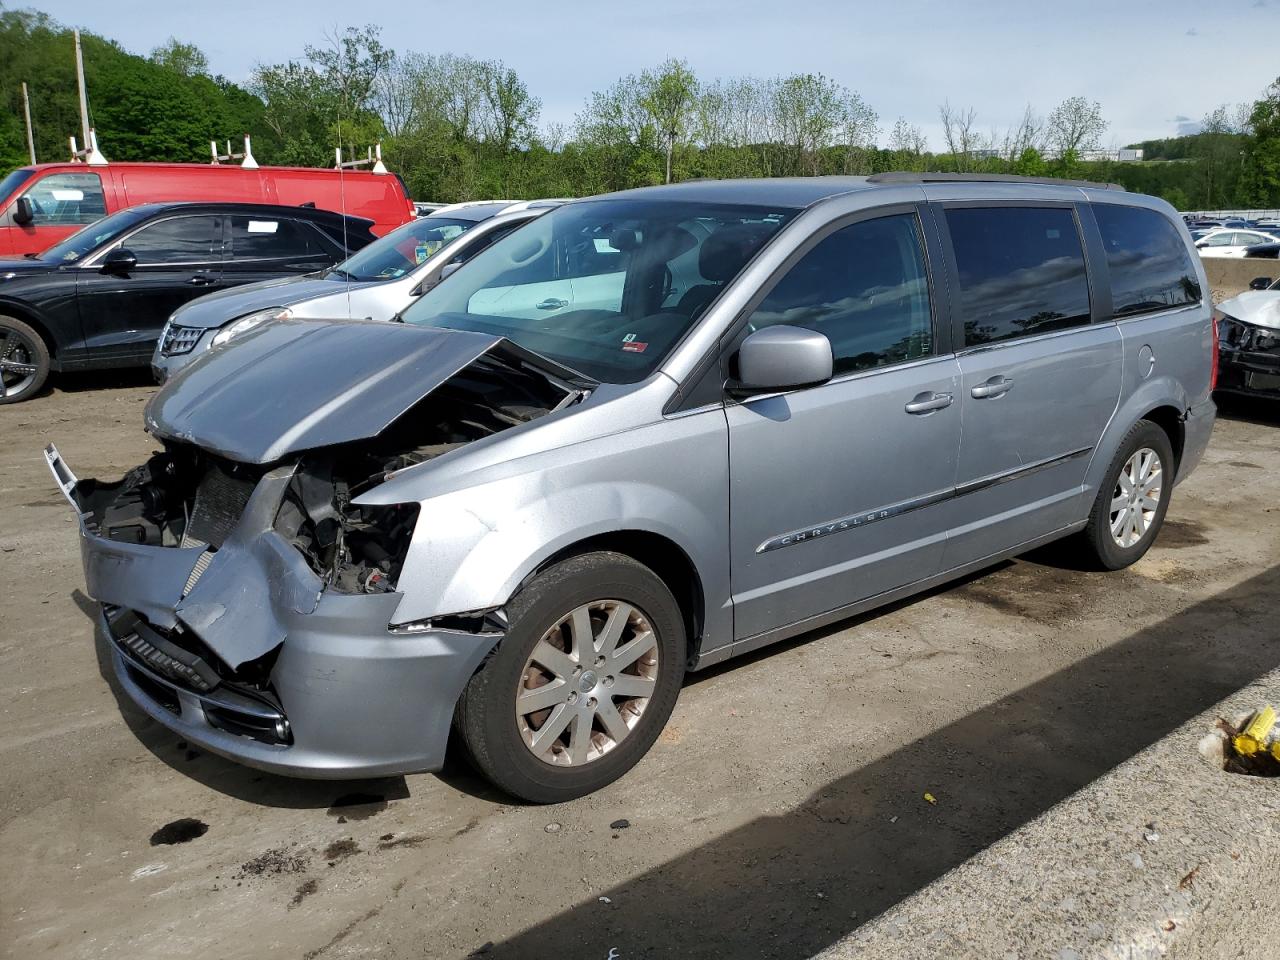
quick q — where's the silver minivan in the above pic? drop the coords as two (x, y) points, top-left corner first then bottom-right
(49, 174), (1216, 802)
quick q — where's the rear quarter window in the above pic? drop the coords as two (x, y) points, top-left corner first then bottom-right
(1092, 204), (1201, 317)
(227, 216), (325, 261)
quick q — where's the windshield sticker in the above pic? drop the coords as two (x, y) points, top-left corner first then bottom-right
(247, 220), (279, 234)
(622, 340), (648, 353)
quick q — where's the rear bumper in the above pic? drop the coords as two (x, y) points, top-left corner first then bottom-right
(1177, 397), (1216, 484)
(49, 444), (498, 779)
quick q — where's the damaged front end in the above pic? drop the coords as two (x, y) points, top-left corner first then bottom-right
(1217, 311), (1280, 398)
(49, 324), (582, 777)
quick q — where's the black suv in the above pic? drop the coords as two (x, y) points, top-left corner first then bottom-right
(0, 202), (376, 403)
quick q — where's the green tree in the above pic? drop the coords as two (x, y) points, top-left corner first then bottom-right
(0, 8), (269, 170)
(1243, 80), (1280, 206)
(149, 38), (209, 77)
(638, 58), (698, 184)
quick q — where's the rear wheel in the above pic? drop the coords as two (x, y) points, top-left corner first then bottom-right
(1080, 420), (1174, 569)
(0, 315), (49, 404)
(455, 552), (686, 803)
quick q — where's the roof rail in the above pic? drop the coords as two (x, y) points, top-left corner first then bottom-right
(866, 171), (1125, 191)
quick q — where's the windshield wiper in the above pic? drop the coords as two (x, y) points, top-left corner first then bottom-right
(326, 267), (357, 281)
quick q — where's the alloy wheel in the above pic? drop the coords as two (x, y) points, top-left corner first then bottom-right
(0, 328), (38, 399)
(1109, 446), (1163, 548)
(515, 599), (660, 767)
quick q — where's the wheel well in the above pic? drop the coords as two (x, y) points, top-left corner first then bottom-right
(534, 532), (706, 663)
(1142, 405), (1185, 472)
(0, 304), (57, 359)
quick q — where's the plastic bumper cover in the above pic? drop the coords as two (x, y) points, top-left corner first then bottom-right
(49, 443), (498, 778)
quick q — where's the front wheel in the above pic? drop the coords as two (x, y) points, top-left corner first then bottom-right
(1080, 420), (1175, 570)
(0, 315), (50, 404)
(455, 552), (686, 803)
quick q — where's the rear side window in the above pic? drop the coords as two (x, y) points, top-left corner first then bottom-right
(946, 206), (1091, 347)
(227, 216), (325, 261)
(747, 212), (933, 375)
(20, 172), (106, 226)
(124, 216), (220, 264)
(1092, 205), (1201, 317)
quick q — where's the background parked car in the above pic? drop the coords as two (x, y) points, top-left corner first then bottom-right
(0, 161), (415, 257)
(151, 199), (560, 381)
(1241, 241), (1280, 259)
(1215, 273), (1280, 398)
(1195, 227), (1280, 256)
(0, 201), (376, 403)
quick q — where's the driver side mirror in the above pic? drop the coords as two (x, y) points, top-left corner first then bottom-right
(12, 196), (34, 226)
(101, 248), (137, 276)
(1250, 276), (1273, 291)
(727, 325), (834, 397)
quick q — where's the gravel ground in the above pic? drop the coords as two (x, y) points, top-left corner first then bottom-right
(2, 371), (1278, 960)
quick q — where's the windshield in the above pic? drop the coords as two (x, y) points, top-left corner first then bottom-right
(0, 168), (33, 209)
(400, 199), (797, 383)
(334, 216), (477, 281)
(37, 207), (153, 263)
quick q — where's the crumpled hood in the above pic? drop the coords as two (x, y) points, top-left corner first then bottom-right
(1218, 290), (1280, 331)
(171, 274), (381, 330)
(146, 319), (506, 464)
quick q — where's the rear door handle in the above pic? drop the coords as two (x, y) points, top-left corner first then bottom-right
(188, 275), (216, 287)
(904, 391), (953, 414)
(536, 298), (569, 310)
(971, 376), (1013, 399)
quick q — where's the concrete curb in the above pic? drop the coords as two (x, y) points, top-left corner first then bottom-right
(816, 669), (1280, 960)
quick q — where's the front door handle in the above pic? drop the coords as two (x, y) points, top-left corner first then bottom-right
(188, 274), (217, 287)
(971, 375), (1013, 399)
(536, 298), (569, 310)
(904, 391), (953, 415)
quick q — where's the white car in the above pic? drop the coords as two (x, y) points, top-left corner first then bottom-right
(152, 200), (559, 380)
(1195, 227), (1280, 257)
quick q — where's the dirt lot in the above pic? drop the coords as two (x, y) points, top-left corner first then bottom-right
(2, 372), (1279, 960)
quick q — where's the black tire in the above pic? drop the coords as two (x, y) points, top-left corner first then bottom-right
(0, 314), (50, 404)
(455, 551), (686, 803)
(1080, 420), (1175, 570)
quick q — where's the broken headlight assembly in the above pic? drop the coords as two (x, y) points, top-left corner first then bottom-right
(275, 462), (420, 596)
(211, 306), (292, 348)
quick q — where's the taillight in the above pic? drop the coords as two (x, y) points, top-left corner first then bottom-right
(1210, 312), (1220, 391)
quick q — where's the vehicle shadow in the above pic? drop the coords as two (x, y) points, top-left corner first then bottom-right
(73, 588), (410, 810)
(49, 367), (156, 397)
(1214, 392), (1280, 426)
(483, 563), (1280, 960)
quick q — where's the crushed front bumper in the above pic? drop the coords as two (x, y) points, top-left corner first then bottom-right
(1217, 317), (1280, 398)
(47, 444), (498, 778)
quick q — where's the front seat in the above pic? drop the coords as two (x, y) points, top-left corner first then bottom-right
(677, 223), (775, 319)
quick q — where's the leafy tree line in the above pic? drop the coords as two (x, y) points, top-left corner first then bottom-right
(0, 8), (273, 171)
(6, 9), (1280, 212)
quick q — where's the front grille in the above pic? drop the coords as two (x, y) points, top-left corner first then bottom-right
(159, 324), (203, 356)
(182, 463), (256, 548)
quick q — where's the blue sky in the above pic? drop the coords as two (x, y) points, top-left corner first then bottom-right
(30, 0), (1280, 149)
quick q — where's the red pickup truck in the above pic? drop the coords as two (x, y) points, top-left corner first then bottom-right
(0, 161), (416, 257)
